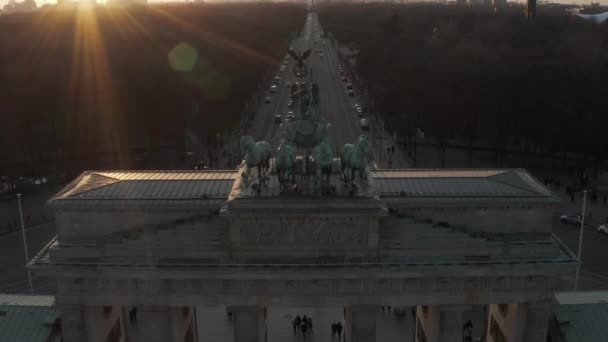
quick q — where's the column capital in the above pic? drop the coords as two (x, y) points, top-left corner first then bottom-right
(439, 304), (472, 312)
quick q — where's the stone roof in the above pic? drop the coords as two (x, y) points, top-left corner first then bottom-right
(552, 302), (608, 342)
(372, 169), (557, 201)
(49, 170), (238, 205)
(47, 168), (557, 206)
(0, 295), (59, 342)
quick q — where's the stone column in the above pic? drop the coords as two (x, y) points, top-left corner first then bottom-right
(127, 306), (172, 342)
(58, 304), (86, 342)
(522, 300), (552, 342)
(345, 305), (378, 342)
(438, 305), (470, 342)
(170, 306), (198, 342)
(231, 306), (267, 342)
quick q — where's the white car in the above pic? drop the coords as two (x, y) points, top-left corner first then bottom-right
(360, 119), (369, 130)
(560, 214), (582, 225)
(598, 225), (608, 235)
(270, 85), (277, 93)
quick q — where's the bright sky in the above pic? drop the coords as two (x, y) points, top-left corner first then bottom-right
(2, 1), (608, 14)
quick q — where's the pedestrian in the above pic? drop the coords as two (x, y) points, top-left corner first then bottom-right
(292, 318), (297, 336)
(331, 322), (337, 338)
(129, 307), (137, 325)
(336, 322), (342, 340)
(295, 315), (302, 330)
(301, 321), (308, 338)
(307, 317), (313, 335)
(227, 311), (232, 320)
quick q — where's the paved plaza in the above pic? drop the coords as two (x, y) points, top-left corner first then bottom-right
(196, 307), (416, 342)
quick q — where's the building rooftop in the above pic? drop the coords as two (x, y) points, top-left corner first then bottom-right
(50, 170), (238, 204)
(372, 169), (556, 199)
(552, 302), (608, 342)
(0, 295), (59, 342)
(555, 291), (608, 305)
(47, 168), (557, 205)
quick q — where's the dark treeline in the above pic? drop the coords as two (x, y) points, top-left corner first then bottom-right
(319, 4), (608, 170)
(0, 3), (305, 182)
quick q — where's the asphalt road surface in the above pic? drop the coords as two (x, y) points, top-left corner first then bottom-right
(248, 13), (373, 156)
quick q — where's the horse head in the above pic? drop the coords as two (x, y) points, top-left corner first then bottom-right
(357, 135), (369, 153)
(240, 136), (255, 153)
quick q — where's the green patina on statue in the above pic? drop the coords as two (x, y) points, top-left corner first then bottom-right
(340, 135), (369, 189)
(240, 136), (272, 188)
(275, 138), (296, 192)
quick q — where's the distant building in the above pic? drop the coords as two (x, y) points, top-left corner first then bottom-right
(549, 291), (608, 342)
(106, 0), (147, 6)
(0, 294), (62, 342)
(467, 0), (491, 6)
(2, 0), (36, 13)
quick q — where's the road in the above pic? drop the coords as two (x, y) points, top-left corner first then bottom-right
(247, 13), (374, 156)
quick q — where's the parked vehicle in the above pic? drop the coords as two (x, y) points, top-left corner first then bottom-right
(360, 118), (369, 130)
(274, 115), (282, 123)
(598, 224), (608, 234)
(560, 214), (582, 225)
(265, 97), (271, 104)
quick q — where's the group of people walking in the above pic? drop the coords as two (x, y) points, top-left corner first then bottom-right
(292, 315), (313, 338)
(330, 322), (343, 340)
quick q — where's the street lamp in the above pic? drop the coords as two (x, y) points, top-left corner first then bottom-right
(17, 193), (34, 294)
(574, 190), (587, 290)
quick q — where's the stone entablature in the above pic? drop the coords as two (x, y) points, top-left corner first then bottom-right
(49, 272), (566, 307)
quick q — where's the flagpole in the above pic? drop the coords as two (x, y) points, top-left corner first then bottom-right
(17, 193), (34, 294)
(574, 190), (587, 291)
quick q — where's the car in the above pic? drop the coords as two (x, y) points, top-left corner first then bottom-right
(274, 76), (280, 82)
(598, 224), (608, 234)
(274, 115), (282, 123)
(348, 89), (355, 97)
(560, 214), (582, 225)
(353, 104), (361, 111)
(287, 100), (294, 108)
(285, 82), (291, 88)
(264, 97), (271, 104)
(270, 85), (277, 93)
(341, 76), (348, 82)
(346, 83), (353, 90)
(286, 112), (295, 121)
(360, 118), (369, 130)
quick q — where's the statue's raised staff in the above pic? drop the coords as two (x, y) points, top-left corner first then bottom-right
(275, 138), (296, 193)
(240, 136), (272, 187)
(340, 135), (369, 189)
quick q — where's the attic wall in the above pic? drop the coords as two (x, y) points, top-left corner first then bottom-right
(394, 206), (553, 236)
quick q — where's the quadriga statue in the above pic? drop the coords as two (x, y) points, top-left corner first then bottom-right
(240, 136), (272, 185)
(340, 134), (369, 188)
